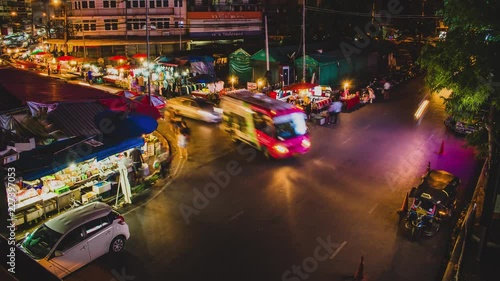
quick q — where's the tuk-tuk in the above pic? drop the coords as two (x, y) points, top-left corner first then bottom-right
(404, 165), (460, 241)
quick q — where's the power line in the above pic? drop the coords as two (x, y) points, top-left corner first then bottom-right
(305, 5), (443, 20)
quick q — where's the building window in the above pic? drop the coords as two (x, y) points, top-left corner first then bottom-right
(151, 18), (170, 29)
(155, 0), (169, 7)
(127, 19), (147, 30)
(83, 20), (97, 31)
(104, 19), (119, 30)
(132, 0), (139, 8)
(126, 1), (131, 8)
(103, 0), (117, 8)
(174, 0), (182, 7)
(80, 1), (95, 9)
(140, 0), (146, 7)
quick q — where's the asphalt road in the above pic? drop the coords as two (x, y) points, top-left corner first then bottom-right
(64, 76), (480, 281)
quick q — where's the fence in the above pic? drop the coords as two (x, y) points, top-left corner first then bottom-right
(441, 160), (488, 281)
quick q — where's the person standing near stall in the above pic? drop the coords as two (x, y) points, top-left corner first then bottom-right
(328, 97), (343, 124)
(305, 101), (312, 121)
(87, 69), (93, 85)
(383, 80), (391, 100)
(177, 131), (189, 159)
(130, 147), (144, 182)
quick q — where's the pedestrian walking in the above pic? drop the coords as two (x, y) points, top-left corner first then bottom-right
(180, 120), (191, 139)
(156, 149), (172, 178)
(87, 70), (93, 85)
(177, 132), (189, 159)
(367, 86), (375, 103)
(47, 64), (51, 76)
(138, 75), (145, 94)
(383, 81), (391, 100)
(305, 101), (312, 121)
(327, 98), (343, 124)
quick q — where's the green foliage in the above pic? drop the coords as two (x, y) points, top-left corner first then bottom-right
(420, 0), (500, 156)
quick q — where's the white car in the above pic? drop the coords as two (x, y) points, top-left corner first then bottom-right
(19, 202), (130, 278)
(166, 96), (222, 123)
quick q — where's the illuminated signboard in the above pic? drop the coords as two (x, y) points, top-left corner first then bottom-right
(187, 11), (263, 38)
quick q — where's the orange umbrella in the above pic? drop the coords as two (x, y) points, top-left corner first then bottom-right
(132, 53), (148, 59)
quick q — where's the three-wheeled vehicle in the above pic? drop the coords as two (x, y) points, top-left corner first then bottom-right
(401, 164), (460, 241)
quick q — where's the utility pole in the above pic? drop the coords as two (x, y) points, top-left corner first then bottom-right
(302, 0), (306, 82)
(78, 5), (86, 58)
(146, 0), (151, 105)
(63, 1), (67, 55)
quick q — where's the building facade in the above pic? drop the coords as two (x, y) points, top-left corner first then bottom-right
(42, 0), (265, 57)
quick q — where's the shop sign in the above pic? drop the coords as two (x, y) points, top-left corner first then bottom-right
(247, 82), (257, 91)
(2, 153), (19, 164)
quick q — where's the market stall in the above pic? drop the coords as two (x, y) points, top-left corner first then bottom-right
(9, 133), (165, 229)
(340, 93), (360, 111)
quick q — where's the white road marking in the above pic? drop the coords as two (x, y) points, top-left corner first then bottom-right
(428, 133), (434, 140)
(227, 210), (244, 222)
(342, 137), (352, 145)
(368, 203), (379, 214)
(330, 241), (348, 259)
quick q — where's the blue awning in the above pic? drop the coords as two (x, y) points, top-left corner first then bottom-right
(12, 136), (145, 181)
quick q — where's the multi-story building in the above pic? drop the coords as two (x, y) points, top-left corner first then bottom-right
(41, 0), (267, 57)
(1, 0), (32, 34)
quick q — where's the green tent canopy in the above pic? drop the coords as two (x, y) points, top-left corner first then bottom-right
(250, 47), (294, 86)
(228, 48), (252, 85)
(295, 51), (378, 86)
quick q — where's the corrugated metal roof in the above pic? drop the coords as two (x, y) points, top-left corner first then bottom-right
(47, 102), (107, 137)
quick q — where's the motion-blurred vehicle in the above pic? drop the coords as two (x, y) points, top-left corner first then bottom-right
(444, 116), (481, 135)
(5, 45), (20, 55)
(402, 165), (460, 241)
(166, 96), (222, 123)
(19, 202), (130, 278)
(219, 91), (311, 159)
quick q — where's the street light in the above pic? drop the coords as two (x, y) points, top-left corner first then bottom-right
(52, 0), (68, 55)
(230, 76), (236, 89)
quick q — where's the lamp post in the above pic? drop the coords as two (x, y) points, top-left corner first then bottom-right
(53, 0), (67, 55)
(77, 6), (86, 58)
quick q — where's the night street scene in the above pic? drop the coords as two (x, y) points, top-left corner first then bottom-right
(1, 0), (500, 281)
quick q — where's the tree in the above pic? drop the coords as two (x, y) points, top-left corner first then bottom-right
(419, 0), (500, 256)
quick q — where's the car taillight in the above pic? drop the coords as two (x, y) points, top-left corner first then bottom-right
(117, 215), (125, 225)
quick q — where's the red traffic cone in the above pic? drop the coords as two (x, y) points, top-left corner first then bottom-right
(438, 140), (444, 155)
(354, 255), (365, 281)
(398, 192), (409, 214)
